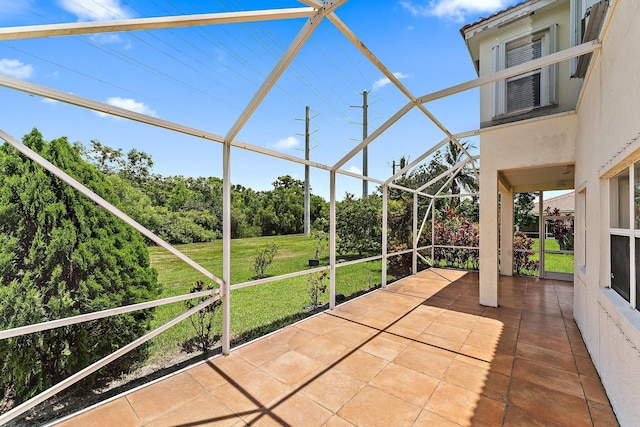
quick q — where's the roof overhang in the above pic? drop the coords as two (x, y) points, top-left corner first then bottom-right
(459, 0), (565, 75)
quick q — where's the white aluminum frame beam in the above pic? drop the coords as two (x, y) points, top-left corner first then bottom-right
(0, 74), (332, 171)
(384, 130), (480, 185)
(417, 40), (601, 105)
(0, 128), (224, 287)
(333, 101), (414, 171)
(328, 13), (479, 182)
(0, 295), (220, 425)
(0, 8), (317, 41)
(225, 0), (347, 143)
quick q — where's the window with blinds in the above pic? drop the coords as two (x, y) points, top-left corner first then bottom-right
(505, 37), (543, 113)
(491, 26), (557, 118)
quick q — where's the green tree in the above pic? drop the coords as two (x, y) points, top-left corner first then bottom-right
(433, 140), (478, 205)
(0, 129), (160, 402)
(336, 193), (382, 256)
(514, 192), (536, 231)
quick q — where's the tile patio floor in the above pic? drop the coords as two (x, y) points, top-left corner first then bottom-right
(54, 269), (618, 426)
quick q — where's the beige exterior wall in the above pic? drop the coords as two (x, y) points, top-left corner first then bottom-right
(573, 1), (640, 424)
(479, 113), (576, 306)
(471, 0), (640, 421)
(474, 0), (582, 127)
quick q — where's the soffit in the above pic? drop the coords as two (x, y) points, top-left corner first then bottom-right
(499, 164), (574, 192)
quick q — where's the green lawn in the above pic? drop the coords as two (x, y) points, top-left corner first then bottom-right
(145, 235), (384, 363)
(532, 238), (574, 273)
(517, 238), (574, 276)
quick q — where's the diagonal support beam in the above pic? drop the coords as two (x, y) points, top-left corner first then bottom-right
(328, 12), (479, 183)
(0, 8), (317, 40)
(385, 130), (479, 185)
(225, 0), (347, 143)
(0, 128), (224, 287)
(332, 101), (414, 171)
(0, 74), (334, 171)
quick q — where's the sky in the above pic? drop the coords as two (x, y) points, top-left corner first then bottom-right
(0, 0), (523, 199)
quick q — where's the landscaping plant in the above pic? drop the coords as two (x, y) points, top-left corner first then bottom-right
(183, 281), (221, 352)
(253, 242), (279, 279)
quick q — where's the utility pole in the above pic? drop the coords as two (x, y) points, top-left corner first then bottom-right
(296, 106), (318, 236)
(362, 90), (368, 197)
(304, 106), (311, 236)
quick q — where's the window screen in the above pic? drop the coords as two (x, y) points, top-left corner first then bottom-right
(507, 74), (541, 113)
(505, 37), (543, 113)
(507, 38), (542, 67)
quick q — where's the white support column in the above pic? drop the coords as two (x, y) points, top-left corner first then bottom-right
(222, 142), (231, 354)
(413, 192), (418, 274)
(480, 169), (499, 307)
(329, 171), (337, 309)
(382, 184), (388, 288)
(500, 188), (514, 276)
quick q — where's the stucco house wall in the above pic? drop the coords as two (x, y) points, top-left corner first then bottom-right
(573, 1), (640, 424)
(479, 113), (577, 306)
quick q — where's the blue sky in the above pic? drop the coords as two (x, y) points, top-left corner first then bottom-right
(0, 0), (521, 199)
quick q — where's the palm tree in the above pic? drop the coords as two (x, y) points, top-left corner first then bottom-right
(435, 140), (478, 206)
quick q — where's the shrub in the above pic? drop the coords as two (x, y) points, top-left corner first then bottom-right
(514, 232), (539, 275)
(183, 281), (221, 352)
(306, 271), (328, 310)
(253, 242), (278, 279)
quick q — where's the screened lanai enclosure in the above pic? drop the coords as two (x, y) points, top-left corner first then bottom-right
(0, 1), (598, 424)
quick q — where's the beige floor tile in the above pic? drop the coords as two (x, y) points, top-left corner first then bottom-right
(394, 343), (454, 379)
(189, 355), (255, 391)
(369, 362), (438, 407)
(248, 393), (333, 427)
(424, 382), (485, 426)
(54, 272), (617, 427)
(145, 394), (242, 427)
(126, 372), (208, 424)
(210, 369), (290, 416)
(299, 369), (364, 413)
(295, 334), (350, 365)
(358, 333), (408, 361)
(55, 398), (140, 427)
(258, 350), (326, 387)
(337, 385), (421, 427)
(233, 336), (290, 367)
(333, 349), (388, 383)
(413, 409), (461, 427)
(322, 414), (358, 427)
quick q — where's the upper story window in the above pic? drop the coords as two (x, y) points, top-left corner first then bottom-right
(492, 25), (558, 117)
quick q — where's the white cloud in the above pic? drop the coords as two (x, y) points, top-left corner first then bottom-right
(348, 165), (362, 175)
(0, 0), (34, 15)
(273, 136), (300, 151)
(42, 98), (60, 105)
(0, 59), (34, 79)
(58, 0), (134, 21)
(96, 97), (157, 118)
(90, 33), (132, 49)
(372, 71), (410, 92)
(400, 0), (512, 22)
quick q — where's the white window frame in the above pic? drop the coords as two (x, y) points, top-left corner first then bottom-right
(609, 163), (638, 310)
(492, 25), (558, 117)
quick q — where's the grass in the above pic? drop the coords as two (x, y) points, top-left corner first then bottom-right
(144, 234), (384, 363)
(531, 238), (574, 273)
(516, 238), (574, 276)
